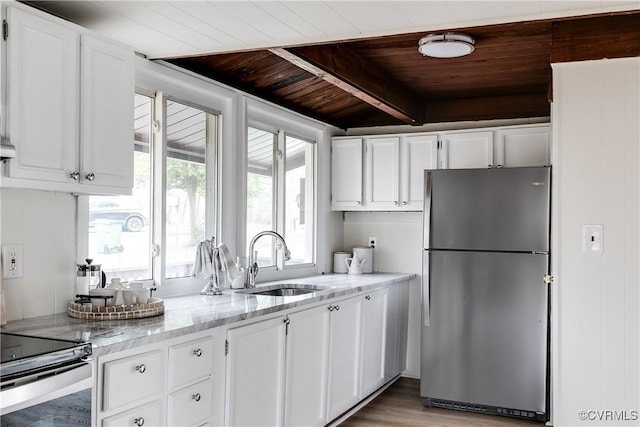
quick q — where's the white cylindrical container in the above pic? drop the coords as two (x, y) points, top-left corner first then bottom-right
(353, 246), (373, 273)
(333, 252), (350, 273)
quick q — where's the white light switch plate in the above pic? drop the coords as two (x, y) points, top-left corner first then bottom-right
(2, 244), (24, 278)
(582, 224), (603, 253)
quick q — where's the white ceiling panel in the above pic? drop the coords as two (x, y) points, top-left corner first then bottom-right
(254, 2), (327, 40)
(394, 2), (459, 28)
(28, 1), (640, 59)
(326, 1), (413, 33)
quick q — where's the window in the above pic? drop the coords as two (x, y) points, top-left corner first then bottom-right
(246, 126), (315, 270)
(85, 92), (218, 286)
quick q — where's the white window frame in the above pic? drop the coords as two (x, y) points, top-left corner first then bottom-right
(243, 99), (320, 283)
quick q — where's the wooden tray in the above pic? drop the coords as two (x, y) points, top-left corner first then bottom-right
(67, 299), (164, 320)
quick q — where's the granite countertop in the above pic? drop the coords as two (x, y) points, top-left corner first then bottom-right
(0, 273), (414, 357)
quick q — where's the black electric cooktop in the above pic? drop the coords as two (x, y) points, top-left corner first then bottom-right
(0, 333), (92, 381)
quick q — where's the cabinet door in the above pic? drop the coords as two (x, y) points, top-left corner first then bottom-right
(331, 138), (363, 209)
(440, 131), (493, 169)
(401, 134), (438, 209)
(360, 288), (388, 398)
(6, 7), (79, 183)
(365, 136), (400, 208)
(285, 306), (330, 427)
(80, 34), (134, 191)
(326, 297), (363, 421)
(226, 317), (286, 426)
(495, 125), (551, 167)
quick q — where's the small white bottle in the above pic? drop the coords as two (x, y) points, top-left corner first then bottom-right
(231, 257), (245, 289)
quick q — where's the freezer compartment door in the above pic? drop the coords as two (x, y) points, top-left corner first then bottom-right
(424, 167), (550, 252)
(421, 250), (548, 413)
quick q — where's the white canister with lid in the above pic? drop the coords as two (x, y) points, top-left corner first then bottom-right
(333, 252), (350, 273)
(353, 246), (373, 273)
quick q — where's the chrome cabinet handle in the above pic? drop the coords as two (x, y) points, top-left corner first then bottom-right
(365, 295), (371, 301)
(69, 171), (80, 180)
(193, 348), (203, 357)
(402, 201), (408, 206)
(135, 364), (146, 373)
(393, 201), (398, 206)
(356, 201), (361, 206)
(134, 417), (144, 426)
(328, 305), (334, 311)
(192, 393), (201, 402)
(86, 172), (95, 181)
(334, 304), (340, 311)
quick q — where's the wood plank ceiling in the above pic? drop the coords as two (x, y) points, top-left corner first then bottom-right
(167, 11), (640, 130)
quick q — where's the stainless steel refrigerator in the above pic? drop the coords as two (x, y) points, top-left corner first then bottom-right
(421, 167), (550, 421)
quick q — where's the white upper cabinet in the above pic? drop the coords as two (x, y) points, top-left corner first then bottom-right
(5, 7), (79, 183)
(331, 137), (363, 209)
(401, 134), (438, 209)
(2, 5), (134, 195)
(331, 124), (550, 211)
(365, 136), (400, 209)
(80, 34), (134, 189)
(440, 130), (494, 169)
(495, 125), (550, 168)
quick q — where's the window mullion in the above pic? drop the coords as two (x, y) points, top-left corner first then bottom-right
(152, 92), (167, 284)
(276, 130), (286, 270)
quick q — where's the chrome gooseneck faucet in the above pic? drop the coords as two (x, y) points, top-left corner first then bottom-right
(245, 231), (291, 288)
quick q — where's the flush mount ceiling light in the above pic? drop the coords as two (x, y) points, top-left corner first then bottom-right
(418, 33), (475, 58)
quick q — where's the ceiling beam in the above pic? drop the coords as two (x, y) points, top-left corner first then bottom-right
(270, 46), (424, 125)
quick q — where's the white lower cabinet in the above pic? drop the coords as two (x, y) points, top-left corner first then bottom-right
(102, 400), (162, 427)
(285, 305), (330, 427)
(326, 296), (364, 421)
(97, 330), (224, 426)
(168, 379), (213, 426)
(102, 350), (163, 412)
(225, 317), (287, 426)
(359, 289), (388, 399)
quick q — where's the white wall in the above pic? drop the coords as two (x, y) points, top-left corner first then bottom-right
(0, 189), (77, 321)
(551, 57), (640, 426)
(343, 211), (422, 377)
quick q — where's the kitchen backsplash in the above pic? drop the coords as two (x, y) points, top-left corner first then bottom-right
(0, 188), (76, 321)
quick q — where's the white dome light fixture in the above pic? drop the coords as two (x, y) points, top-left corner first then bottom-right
(418, 33), (475, 58)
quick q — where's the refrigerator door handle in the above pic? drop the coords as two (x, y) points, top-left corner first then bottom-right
(423, 171), (432, 249)
(423, 251), (430, 327)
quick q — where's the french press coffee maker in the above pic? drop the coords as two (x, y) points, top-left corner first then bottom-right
(76, 259), (102, 296)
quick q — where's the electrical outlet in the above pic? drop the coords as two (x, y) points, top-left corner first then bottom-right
(2, 244), (24, 279)
(368, 237), (378, 249)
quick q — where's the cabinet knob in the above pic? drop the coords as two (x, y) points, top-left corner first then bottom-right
(69, 171), (80, 181)
(193, 348), (203, 357)
(134, 417), (145, 426)
(355, 201), (361, 206)
(334, 304), (340, 311)
(488, 164), (493, 169)
(135, 364), (146, 374)
(365, 295), (371, 301)
(402, 201), (408, 206)
(192, 393), (202, 402)
(328, 305), (334, 311)
(86, 172), (95, 181)
(393, 201), (398, 206)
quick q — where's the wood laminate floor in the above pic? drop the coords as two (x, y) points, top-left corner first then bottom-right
(340, 378), (545, 427)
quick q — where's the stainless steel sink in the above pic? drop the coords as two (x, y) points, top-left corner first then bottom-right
(235, 284), (325, 297)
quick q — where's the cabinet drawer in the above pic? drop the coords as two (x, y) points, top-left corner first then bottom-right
(168, 379), (212, 427)
(103, 350), (163, 411)
(169, 337), (213, 389)
(102, 400), (162, 427)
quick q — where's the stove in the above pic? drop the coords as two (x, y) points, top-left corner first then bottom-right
(0, 332), (94, 424)
(1, 332), (92, 382)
